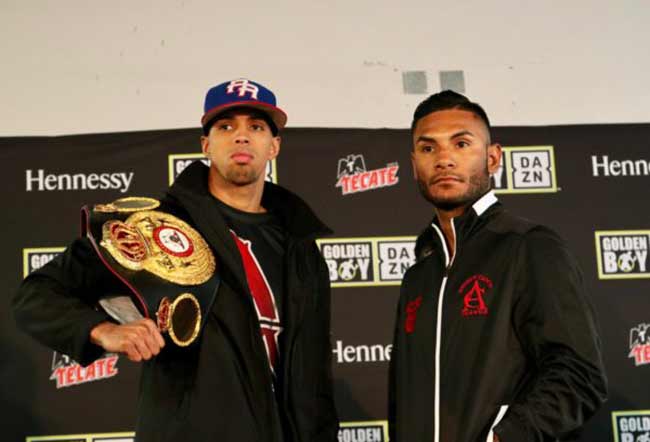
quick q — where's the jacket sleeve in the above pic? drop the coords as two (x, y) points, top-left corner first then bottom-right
(493, 227), (608, 441)
(12, 237), (114, 366)
(388, 285), (405, 442)
(293, 241), (339, 442)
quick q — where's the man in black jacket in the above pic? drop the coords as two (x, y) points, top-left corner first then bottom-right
(388, 90), (607, 442)
(14, 78), (338, 442)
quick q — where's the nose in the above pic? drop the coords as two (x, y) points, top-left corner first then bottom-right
(233, 126), (250, 144)
(434, 146), (456, 169)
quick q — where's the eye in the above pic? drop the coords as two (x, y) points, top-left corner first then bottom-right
(457, 140), (470, 148)
(250, 122), (266, 131)
(420, 145), (434, 153)
(216, 122), (233, 131)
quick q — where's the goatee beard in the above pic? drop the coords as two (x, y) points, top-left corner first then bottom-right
(224, 167), (259, 186)
(417, 169), (491, 211)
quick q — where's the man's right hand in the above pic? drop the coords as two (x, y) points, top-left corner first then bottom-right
(90, 319), (165, 362)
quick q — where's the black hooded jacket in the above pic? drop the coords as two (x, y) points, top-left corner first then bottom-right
(14, 162), (339, 442)
(388, 191), (607, 442)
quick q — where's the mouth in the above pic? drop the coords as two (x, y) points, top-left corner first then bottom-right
(230, 151), (254, 164)
(431, 175), (463, 185)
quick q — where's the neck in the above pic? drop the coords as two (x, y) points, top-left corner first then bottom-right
(207, 170), (266, 213)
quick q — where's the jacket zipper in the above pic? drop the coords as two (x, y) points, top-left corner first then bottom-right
(486, 405), (509, 442)
(431, 220), (456, 442)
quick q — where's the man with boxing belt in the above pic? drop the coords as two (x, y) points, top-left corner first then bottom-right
(13, 78), (338, 442)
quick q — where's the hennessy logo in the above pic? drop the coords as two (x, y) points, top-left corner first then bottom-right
(25, 169), (134, 193)
(459, 274), (493, 317)
(226, 79), (259, 99)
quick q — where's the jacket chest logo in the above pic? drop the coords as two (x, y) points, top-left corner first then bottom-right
(458, 274), (493, 317)
(404, 295), (423, 334)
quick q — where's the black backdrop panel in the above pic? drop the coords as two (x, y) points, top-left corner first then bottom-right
(1, 125), (649, 442)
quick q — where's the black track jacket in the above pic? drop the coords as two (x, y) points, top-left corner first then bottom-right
(389, 191), (607, 442)
(13, 162), (339, 442)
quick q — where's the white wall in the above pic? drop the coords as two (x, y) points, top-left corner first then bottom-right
(2, 0), (648, 136)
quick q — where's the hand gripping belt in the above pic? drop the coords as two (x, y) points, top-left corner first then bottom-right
(81, 197), (220, 347)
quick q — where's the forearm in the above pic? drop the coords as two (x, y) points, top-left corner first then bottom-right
(13, 238), (118, 364)
(494, 346), (606, 440)
(14, 273), (111, 364)
(496, 228), (608, 440)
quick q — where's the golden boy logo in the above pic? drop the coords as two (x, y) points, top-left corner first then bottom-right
(23, 247), (65, 278)
(317, 237), (416, 287)
(26, 432), (134, 442)
(612, 410), (650, 442)
(595, 230), (650, 279)
(338, 421), (388, 442)
(168, 153), (277, 185)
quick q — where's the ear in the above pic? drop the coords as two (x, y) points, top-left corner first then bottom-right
(410, 150), (419, 180)
(268, 136), (281, 160)
(200, 135), (210, 157)
(487, 143), (502, 175)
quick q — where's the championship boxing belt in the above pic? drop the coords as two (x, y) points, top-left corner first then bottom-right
(81, 197), (220, 347)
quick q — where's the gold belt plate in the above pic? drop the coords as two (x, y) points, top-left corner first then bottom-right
(100, 211), (215, 285)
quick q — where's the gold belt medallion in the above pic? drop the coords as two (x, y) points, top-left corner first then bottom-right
(100, 211), (215, 285)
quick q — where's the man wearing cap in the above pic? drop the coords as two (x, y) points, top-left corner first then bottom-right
(14, 79), (339, 442)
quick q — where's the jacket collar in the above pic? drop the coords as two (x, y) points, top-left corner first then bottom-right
(168, 161), (331, 240)
(162, 161), (332, 295)
(415, 190), (502, 261)
(471, 190), (498, 217)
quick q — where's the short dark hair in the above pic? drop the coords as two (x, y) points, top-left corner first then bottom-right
(411, 90), (491, 134)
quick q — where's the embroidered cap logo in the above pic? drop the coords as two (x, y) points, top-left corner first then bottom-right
(226, 79), (259, 99)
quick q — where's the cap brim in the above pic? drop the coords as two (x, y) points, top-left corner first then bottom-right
(201, 101), (287, 132)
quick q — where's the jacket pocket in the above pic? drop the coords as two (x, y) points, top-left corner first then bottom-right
(486, 404), (509, 442)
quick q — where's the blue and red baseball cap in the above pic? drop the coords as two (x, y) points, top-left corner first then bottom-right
(201, 79), (287, 135)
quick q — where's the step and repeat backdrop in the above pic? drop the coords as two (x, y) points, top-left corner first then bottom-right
(1, 125), (649, 442)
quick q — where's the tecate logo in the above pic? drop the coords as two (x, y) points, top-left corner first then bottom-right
(50, 352), (119, 388)
(26, 169), (134, 193)
(629, 323), (650, 367)
(335, 154), (399, 195)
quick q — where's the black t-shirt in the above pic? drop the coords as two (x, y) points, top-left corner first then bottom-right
(212, 197), (286, 376)
(213, 197), (288, 440)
